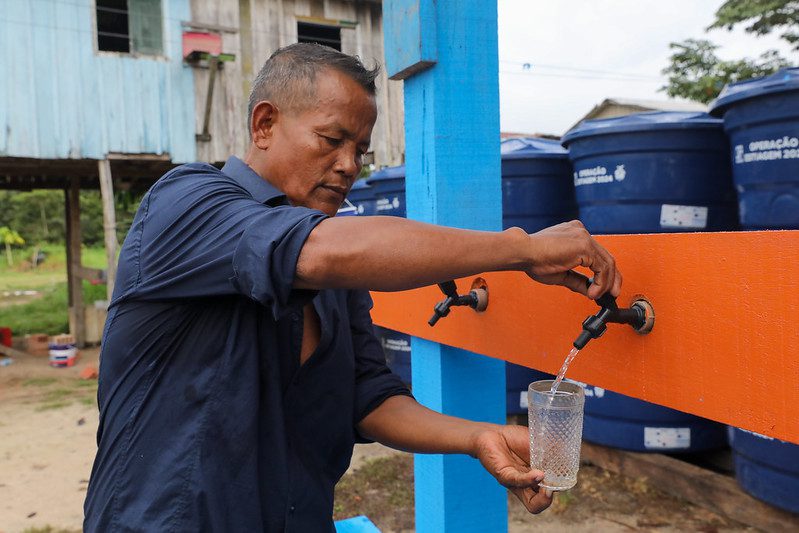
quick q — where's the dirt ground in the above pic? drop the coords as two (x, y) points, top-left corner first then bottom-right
(335, 452), (754, 533)
(0, 348), (101, 533)
(0, 350), (754, 533)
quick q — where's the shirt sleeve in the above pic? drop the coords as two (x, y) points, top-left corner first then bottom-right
(348, 289), (413, 442)
(120, 165), (327, 319)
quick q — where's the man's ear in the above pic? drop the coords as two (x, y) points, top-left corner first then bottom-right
(251, 101), (279, 150)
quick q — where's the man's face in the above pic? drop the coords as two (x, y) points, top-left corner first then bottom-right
(256, 69), (377, 216)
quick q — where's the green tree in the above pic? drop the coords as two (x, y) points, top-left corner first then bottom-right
(710, 0), (799, 50)
(9, 190), (65, 245)
(114, 190), (143, 241)
(0, 189), (142, 247)
(661, 39), (791, 103)
(661, 1), (796, 103)
(0, 192), (14, 229)
(79, 191), (105, 246)
(0, 226), (25, 266)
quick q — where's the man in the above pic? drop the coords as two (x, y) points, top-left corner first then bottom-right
(84, 43), (621, 532)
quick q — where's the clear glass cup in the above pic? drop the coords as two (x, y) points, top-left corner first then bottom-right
(528, 379), (585, 491)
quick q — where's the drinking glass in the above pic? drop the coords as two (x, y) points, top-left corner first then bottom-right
(528, 379), (585, 491)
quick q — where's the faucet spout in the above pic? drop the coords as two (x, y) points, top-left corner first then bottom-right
(572, 280), (655, 349)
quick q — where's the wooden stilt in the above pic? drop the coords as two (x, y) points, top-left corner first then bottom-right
(98, 159), (118, 301)
(65, 177), (85, 348)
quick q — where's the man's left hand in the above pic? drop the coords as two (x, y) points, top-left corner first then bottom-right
(472, 425), (553, 514)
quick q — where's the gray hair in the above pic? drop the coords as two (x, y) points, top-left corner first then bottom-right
(247, 43), (380, 128)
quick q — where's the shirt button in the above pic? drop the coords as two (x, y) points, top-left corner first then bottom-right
(291, 314), (300, 323)
(289, 504), (296, 513)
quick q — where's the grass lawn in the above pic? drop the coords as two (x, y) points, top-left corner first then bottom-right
(0, 244), (108, 292)
(0, 281), (107, 335)
(21, 374), (99, 411)
(334, 454), (415, 531)
(0, 245), (109, 334)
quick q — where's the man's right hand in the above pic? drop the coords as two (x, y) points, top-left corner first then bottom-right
(522, 220), (622, 301)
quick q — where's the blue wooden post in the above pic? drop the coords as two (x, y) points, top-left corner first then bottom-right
(384, 1), (507, 531)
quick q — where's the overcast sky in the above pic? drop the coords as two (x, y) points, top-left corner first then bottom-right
(497, 0), (797, 136)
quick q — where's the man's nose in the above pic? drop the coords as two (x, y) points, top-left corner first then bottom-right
(334, 147), (361, 178)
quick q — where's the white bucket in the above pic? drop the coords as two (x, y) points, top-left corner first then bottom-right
(49, 346), (78, 367)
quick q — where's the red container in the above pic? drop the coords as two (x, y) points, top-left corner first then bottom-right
(182, 31), (222, 59)
(0, 327), (11, 347)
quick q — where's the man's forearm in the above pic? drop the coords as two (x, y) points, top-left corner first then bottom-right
(357, 395), (498, 456)
(295, 216), (529, 291)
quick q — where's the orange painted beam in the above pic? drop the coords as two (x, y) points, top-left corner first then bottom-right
(371, 230), (799, 445)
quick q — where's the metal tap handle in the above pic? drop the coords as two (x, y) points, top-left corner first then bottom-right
(438, 280), (458, 298)
(587, 277), (618, 311)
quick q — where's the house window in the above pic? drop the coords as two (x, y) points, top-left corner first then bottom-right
(297, 22), (341, 51)
(96, 0), (163, 55)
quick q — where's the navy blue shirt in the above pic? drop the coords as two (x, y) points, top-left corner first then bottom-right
(84, 157), (411, 532)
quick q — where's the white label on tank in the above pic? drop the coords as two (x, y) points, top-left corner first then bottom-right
(734, 137), (799, 164)
(660, 204), (708, 229)
(520, 391), (528, 409)
(383, 338), (411, 352)
(644, 427), (691, 449)
(376, 197), (400, 212)
(573, 165), (616, 186)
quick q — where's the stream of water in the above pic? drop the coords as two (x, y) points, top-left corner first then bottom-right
(550, 346), (580, 393)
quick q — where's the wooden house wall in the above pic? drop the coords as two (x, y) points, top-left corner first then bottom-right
(188, 1), (247, 163)
(0, 0), (402, 169)
(0, 0), (196, 164)
(190, 0), (404, 167)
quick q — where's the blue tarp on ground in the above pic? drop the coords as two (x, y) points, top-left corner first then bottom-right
(334, 515), (382, 533)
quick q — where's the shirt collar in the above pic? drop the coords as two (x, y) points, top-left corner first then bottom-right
(221, 156), (287, 205)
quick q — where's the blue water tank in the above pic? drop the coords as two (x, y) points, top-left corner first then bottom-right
(562, 112), (733, 452)
(373, 325), (412, 384)
(561, 111), (738, 234)
(570, 381), (727, 452)
(727, 427), (799, 514)
(500, 138), (575, 413)
(342, 172), (410, 383)
(710, 68), (799, 506)
(368, 149), (576, 414)
(500, 137), (578, 231)
(709, 67), (799, 229)
(365, 166), (411, 385)
(344, 180), (377, 216)
(338, 181), (363, 216)
(367, 165), (406, 217)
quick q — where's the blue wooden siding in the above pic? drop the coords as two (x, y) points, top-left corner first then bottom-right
(0, 0), (196, 163)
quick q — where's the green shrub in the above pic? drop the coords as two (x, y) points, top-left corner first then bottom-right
(0, 281), (107, 335)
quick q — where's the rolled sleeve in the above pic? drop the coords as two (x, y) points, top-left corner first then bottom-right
(230, 206), (327, 319)
(348, 290), (413, 440)
(127, 165), (327, 316)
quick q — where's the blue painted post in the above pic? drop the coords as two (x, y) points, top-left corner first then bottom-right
(384, 1), (507, 531)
